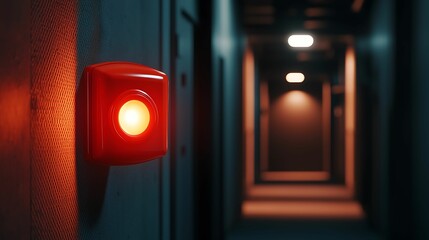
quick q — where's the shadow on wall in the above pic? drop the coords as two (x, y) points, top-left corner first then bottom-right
(75, 75), (109, 227)
(75, 0), (108, 229)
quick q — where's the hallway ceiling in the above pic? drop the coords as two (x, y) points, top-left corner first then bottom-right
(240, 0), (369, 35)
(239, 0), (371, 82)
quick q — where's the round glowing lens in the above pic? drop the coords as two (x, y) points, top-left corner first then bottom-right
(118, 100), (150, 136)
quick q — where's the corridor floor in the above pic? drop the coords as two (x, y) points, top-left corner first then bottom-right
(233, 183), (379, 240)
(227, 219), (379, 240)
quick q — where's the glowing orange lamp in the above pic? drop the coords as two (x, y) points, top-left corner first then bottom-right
(79, 62), (168, 165)
(118, 100), (150, 135)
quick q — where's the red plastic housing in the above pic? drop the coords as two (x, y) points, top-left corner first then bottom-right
(79, 62), (168, 165)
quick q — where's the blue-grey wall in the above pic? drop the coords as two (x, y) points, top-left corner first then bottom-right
(76, 0), (170, 239)
(360, 0), (429, 239)
(355, 0), (395, 235)
(172, 0), (197, 239)
(212, 0), (244, 232)
(368, 0), (395, 234)
(413, 0), (429, 239)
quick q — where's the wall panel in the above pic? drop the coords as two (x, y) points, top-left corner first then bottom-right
(76, 0), (164, 239)
(212, 0), (243, 231)
(173, 0), (196, 238)
(0, 1), (31, 239)
(413, 0), (429, 239)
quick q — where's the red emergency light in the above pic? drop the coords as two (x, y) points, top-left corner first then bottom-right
(79, 62), (168, 165)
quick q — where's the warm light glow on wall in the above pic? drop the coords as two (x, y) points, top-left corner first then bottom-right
(345, 46), (356, 195)
(243, 46), (256, 191)
(287, 34), (314, 48)
(286, 72), (305, 83)
(280, 90), (313, 108)
(118, 100), (150, 136)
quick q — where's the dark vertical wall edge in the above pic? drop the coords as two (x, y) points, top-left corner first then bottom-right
(412, 0), (429, 239)
(169, 0), (177, 239)
(389, 0), (414, 239)
(158, 1), (164, 240)
(194, 0), (214, 238)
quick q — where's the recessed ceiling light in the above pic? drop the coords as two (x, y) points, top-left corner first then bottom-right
(287, 34), (314, 48)
(286, 72), (305, 83)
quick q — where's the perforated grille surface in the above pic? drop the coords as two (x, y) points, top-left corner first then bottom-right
(30, 0), (78, 239)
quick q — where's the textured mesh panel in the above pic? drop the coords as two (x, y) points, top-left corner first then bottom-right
(30, 0), (78, 239)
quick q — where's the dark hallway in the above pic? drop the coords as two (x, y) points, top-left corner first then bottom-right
(1, 0), (429, 239)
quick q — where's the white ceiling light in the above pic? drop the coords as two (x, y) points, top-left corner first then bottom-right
(286, 72), (305, 83)
(287, 34), (314, 48)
